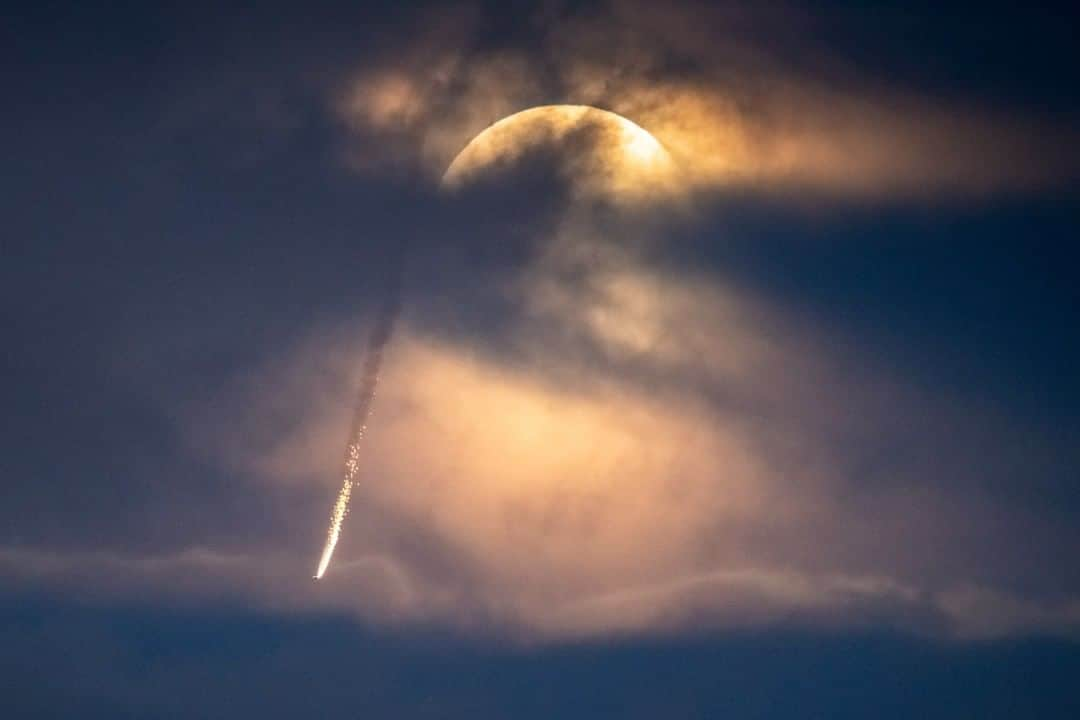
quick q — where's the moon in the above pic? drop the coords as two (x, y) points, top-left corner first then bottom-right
(442, 105), (678, 203)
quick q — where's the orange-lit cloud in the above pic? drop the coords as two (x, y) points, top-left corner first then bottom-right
(7, 275), (1080, 639)
(336, 0), (1076, 199)
(6, 0), (1076, 645)
(117, 192), (1068, 640)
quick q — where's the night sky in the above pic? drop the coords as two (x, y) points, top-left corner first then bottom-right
(4, 2), (1079, 717)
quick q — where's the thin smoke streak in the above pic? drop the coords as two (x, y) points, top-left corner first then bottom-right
(314, 266), (402, 580)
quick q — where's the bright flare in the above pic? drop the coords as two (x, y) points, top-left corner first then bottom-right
(314, 439), (361, 579)
(314, 272), (401, 580)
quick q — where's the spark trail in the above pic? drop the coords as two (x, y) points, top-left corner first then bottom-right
(314, 271), (401, 580)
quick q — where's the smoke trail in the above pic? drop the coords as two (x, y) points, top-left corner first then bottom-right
(314, 269), (402, 580)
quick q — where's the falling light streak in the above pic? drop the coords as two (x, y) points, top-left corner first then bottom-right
(314, 269), (401, 580)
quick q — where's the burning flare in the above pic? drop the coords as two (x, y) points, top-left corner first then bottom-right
(314, 273), (401, 580)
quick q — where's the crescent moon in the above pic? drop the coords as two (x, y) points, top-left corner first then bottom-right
(442, 105), (677, 201)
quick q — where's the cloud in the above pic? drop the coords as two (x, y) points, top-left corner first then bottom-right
(6, 0), (1075, 645)
(123, 195), (1073, 640)
(5, 239), (1078, 639)
(13, 141), (1075, 639)
(335, 0), (1077, 198)
(6, 544), (1079, 641)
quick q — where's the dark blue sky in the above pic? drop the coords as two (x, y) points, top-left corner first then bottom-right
(3, 2), (1079, 717)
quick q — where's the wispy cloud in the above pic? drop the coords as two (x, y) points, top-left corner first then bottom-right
(6, 0), (1075, 644)
(336, 0), (1077, 198)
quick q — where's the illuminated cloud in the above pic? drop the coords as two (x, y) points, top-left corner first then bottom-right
(5, 0), (1075, 647)
(337, 0), (1077, 198)
(5, 281), (1079, 640)
(140, 195), (1076, 639)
